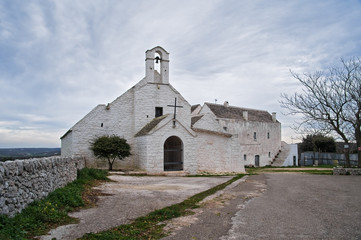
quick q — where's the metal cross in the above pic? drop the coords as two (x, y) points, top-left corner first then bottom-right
(167, 97), (183, 120)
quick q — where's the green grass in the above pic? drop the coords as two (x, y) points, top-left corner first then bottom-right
(187, 173), (236, 177)
(245, 166), (333, 175)
(80, 174), (245, 240)
(245, 165), (335, 169)
(0, 168), (108, 240)
(261, 169), (333, 174)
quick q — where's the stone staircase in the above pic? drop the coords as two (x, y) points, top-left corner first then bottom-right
(271, 141), (290, 166)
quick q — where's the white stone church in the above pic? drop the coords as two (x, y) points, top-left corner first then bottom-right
(61, 46), (282, 174)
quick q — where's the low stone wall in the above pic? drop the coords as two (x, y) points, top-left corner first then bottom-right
(333, 167), (361, 175)
(0, 157), (85, 216)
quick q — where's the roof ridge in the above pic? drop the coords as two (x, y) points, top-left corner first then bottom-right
(204, 102), (268, 113)
(135, 114), (170, 137)
(204, 102), (273, 122)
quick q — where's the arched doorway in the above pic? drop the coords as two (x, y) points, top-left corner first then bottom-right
(164, 136), (183, 171)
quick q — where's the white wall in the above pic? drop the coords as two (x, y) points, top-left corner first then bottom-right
(218, 119), (281, 167)
(134, 83), (192, 134)
(61, 131), (72, 157)
(197, 103), (281, 167)
(196, 132), (245, 173)
(61, 87), (137, 169)
(282, 143), (298, 166)
(136, 117), (197, 174)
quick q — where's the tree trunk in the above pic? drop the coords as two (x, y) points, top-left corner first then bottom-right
(356, 127), (361, 168)
(345, 150), (351, 168)
(358, 143), (361, 168)
(108, 157), (113, 171)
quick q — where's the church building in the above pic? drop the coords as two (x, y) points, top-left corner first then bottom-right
(61, 46), (281, 174)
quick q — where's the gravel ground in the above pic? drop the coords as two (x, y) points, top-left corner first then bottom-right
(163, 173), (361, 240)
(38, 173), (361, 240)
(38, 175), (232, 240)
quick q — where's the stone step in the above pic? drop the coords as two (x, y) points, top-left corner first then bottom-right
(271, 141), (290, 166)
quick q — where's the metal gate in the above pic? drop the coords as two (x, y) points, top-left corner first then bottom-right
(164, 136), (183, 171)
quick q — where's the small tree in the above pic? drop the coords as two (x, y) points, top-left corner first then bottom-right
(91, 135), (131, 170)
(313, 134), (336, 153)
(299, 135), (315, 152)
(299, 134), (336, 165)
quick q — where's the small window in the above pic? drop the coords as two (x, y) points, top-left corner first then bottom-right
(155, 107), (163, 117)
(223, 127), (227, 131)
(267, 132), (270, 139)
(253, 132), (257, 141)
(101, 123), (103, 127)
(268, 152), (271, 158)
(243, 154), (247, 160)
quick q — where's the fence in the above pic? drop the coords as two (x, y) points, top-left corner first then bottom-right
(300, 152), (358, 166)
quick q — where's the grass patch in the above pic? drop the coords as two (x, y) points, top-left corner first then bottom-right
(245, 165), (334, 169)
(187, 174), (237, 177)
(246, 167), (333, 175)
(80, 174), (245, 240)
(261, 169), (333, 175)
(0, 168), (108, 240)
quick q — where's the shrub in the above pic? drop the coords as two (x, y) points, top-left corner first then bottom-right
(91, 135), (131, 170)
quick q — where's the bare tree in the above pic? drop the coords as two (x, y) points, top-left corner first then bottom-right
(280, 58), (361, 167)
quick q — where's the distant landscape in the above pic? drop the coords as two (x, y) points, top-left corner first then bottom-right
(0, 148), (61, 162)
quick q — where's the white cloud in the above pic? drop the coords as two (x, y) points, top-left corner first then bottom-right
(26, 3), (50, 40)
(0, 0), (361, 147)
(0, 128), (63, 148)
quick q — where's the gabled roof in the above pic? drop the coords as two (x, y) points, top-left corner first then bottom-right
(205, 103), (274, 122)
(147, 46), (169, 54)
(191, 104), (201, 113)
(191, 115), (204, 127)
(192, 127), (232, 137)
(60, 129), (72, 139)
(135, 114), (169, 137)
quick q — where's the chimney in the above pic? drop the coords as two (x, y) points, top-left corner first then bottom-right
(224, 101), (229, 107)
(272, 112), (277, 122)
(243, 111), (248, 121)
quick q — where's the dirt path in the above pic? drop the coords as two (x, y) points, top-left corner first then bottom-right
(39, 175), (233, 240)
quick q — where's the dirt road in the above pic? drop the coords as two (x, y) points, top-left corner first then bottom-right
(164, 173), (361, 240)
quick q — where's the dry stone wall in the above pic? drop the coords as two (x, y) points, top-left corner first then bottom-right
(333, 167), (361, 175)
(0, 157), (85, 216)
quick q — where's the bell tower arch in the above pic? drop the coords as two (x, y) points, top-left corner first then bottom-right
(145, 46), (169, 84)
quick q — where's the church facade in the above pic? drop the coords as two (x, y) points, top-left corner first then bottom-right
(61, 46), (281, 174)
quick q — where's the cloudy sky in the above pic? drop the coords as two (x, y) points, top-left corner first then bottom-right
(1, 0), (361, 148)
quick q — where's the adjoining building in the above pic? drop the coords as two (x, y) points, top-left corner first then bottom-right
(61, 46), (283, 174)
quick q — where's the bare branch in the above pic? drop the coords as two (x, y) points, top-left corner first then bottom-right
(281, 58), (361, 167)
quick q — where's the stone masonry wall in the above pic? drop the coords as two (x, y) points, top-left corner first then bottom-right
(0, 157), (85, 216)
(333, 167), (361, 175)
